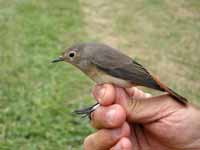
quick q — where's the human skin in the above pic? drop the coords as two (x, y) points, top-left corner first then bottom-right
(83, 84), (200, 150)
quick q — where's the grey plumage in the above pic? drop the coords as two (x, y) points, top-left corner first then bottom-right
(52, 42), (187, 104)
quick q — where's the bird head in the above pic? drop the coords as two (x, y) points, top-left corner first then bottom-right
(51, 43), (94, 71)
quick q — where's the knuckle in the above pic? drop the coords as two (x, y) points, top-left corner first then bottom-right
(83, 135), (94, 150)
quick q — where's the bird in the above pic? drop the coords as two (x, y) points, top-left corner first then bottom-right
(52, 42), (188, 117)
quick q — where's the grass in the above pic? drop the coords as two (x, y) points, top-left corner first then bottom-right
(0, 0), (94, 150)
(0, 0), (200, 149)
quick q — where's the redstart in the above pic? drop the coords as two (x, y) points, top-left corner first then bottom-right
(52, 43), (187, 117)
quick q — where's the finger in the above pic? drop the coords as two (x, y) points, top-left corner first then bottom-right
(83, 122), (130, 150)
(91, 104), (126, 129)
(132, 89), (146, 99)
(93, 84), (115, 106)
(125, 87), (140, 97)
(124, 94), (184, 123)
(125, 87), (152, 99)
(112, 87), (183, 123)
(110, 137), (133, 150)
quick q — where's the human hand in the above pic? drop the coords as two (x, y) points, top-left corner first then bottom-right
(84, 84), (200, 150)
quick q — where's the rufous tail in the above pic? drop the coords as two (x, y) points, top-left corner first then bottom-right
(152, 76), (188, 105)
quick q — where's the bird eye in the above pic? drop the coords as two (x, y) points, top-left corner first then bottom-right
(68, 51), (76, 58)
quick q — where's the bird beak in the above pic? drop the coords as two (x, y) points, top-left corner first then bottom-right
(51, 56), (64, 63)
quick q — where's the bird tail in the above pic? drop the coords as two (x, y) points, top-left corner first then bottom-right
(164, 87), (188, 104)
(151, 76), (188, 105)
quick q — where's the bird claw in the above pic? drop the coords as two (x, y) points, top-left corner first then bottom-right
(74, 103), (100, 119)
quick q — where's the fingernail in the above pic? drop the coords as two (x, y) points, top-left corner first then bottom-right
(106, 109), (116, 125)
(95, 86), (105, 102)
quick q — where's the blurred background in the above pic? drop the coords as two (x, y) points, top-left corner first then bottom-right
(0, 0), (199, 149)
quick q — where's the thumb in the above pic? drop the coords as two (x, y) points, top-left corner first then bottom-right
(115, 88), (184, 123)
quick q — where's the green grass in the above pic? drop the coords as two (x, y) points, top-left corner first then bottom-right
(0, 0), (200, 149)
(0, 0), (93, 149)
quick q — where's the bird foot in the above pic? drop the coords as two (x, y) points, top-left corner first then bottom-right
(74, 103), (100, 119)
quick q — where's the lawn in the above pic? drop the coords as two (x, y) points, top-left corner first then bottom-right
(0, 0), (199, 150)
(0, 0), (93, 150)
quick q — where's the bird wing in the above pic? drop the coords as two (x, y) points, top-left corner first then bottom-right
(90, 46), (187, 104)
(90, 49), (163, 91)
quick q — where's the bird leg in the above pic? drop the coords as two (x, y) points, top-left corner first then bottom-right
(74, 103), (100, 119)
